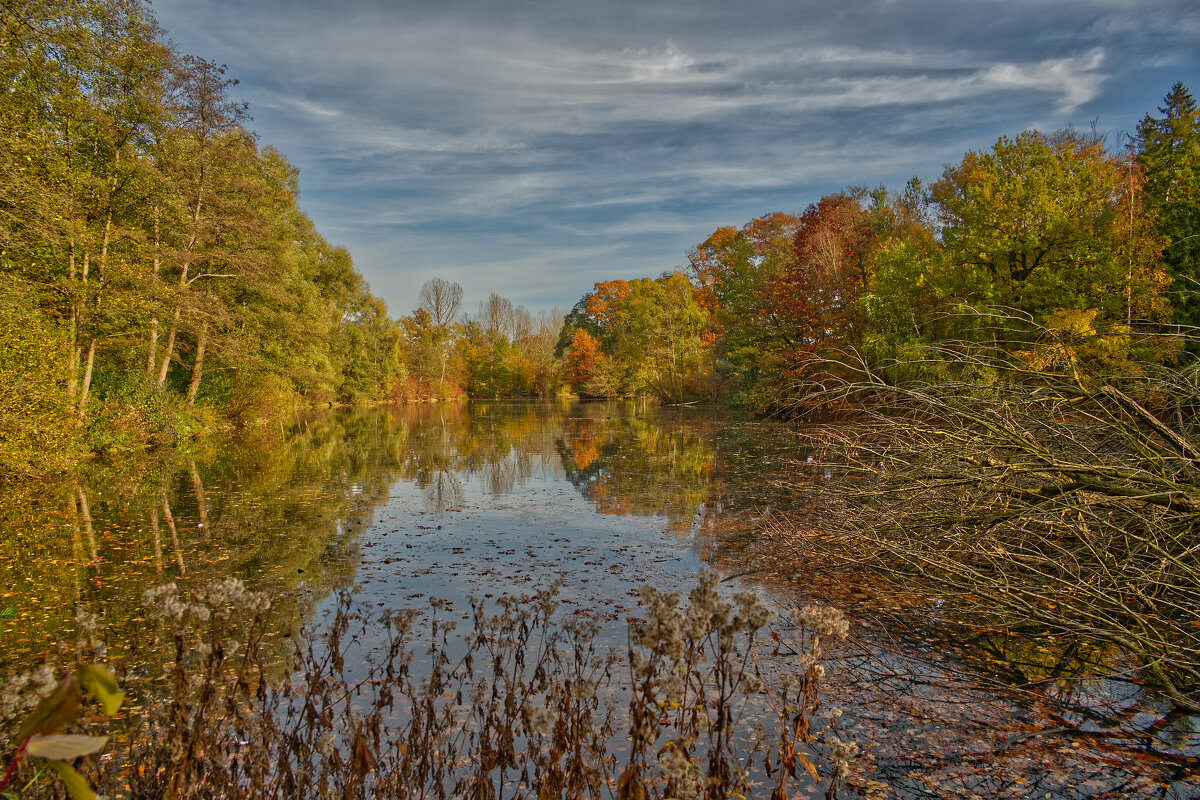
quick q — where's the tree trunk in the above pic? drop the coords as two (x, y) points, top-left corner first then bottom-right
(157, 301), (181, 388)
(78, 337), (96, 423)
(159, 189), (202, 388)
(147, 206), (161, 377)
(77, 217), (111, 423)
(67, 243), (79, 407)
(186, 320), (207, 406)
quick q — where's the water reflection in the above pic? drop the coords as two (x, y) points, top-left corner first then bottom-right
(0, 400), (798, 669)
(5, 402), (1191, 796)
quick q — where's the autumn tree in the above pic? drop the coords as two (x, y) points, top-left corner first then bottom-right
(688, 213), (802, 402)
(745, 191), (883, 407)
(687, 227), (755, 325)
(0, 0), (406, 448)
(933, 129), (1169, 329)
(560, 274), (709, 401)
(0, 0), (173, 420)
(563, 329), (602, 392)
(150, 56), (258, 406)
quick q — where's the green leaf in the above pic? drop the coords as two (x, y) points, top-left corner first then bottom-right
(25, 734), (109, 761)
(45, 761), (97, 800)
(15, 674), (81, 742)
(74, 664), (123, 716)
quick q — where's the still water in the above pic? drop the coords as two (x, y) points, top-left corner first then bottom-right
(0, 399), (800, 667)
(3, 400), (1196, 798)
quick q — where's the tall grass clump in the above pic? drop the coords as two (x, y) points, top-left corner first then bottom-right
(0, 572), (853, 800)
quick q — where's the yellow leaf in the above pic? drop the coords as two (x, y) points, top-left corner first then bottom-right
(796, 753), (820, 783)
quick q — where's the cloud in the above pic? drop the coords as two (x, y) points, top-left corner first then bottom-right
(149, 0), (1198, 311)
(981, 50), (1106, 111)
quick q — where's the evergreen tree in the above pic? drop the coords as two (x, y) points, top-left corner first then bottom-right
(1136, 83), (1200, 333)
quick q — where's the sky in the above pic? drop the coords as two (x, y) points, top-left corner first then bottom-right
(148, 0), (1200, 317)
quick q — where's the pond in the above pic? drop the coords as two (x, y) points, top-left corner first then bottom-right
(1, 400), (1197, 799)
(0, 400), (805, 665)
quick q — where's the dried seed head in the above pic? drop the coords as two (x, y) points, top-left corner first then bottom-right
(790, 603), (850, 639)
(659, 745), (689, 779)
(529, 705), (557, 736)
(661, 673), (685, 704)
(732, 591), (773, 632)
(827, 735), (859, 779)
(738, 673), (764, 696)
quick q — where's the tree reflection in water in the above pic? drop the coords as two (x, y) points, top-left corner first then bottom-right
(0, 400), (792, 671)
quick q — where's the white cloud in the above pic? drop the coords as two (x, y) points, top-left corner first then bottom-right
(147, 0), (1193, 311)
(981, 50), (1106, 111)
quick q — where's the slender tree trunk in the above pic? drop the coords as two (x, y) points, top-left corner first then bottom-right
(157, 299), (182, 388)
(186, 320), (207, 406)
(159, 186), (203, 388)
(148, 206), (161, 377)
(67, 242), (79, 407)
(75, 241), (99, 422)
(158, 259), (193, 389)
(76, 214), (113, 423)
(78, 337), (96, 423)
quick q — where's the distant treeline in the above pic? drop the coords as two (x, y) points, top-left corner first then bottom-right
(398, 85), (1200, 411)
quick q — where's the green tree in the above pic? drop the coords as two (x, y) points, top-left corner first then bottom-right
(932, 130), (1168, 327)
(0, 0), (173, 422)
(0, 275), (78, 477)
(561, 273), (710, 401)
(1136, 83), (1200, 333)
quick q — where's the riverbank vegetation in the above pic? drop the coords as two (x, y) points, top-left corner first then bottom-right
(0, 0), (406, 477)
(552, 87), (1200, 713)
(773, 320), (1200, 711)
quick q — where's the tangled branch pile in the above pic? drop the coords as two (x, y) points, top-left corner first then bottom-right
(790, 321), (1200, 711)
